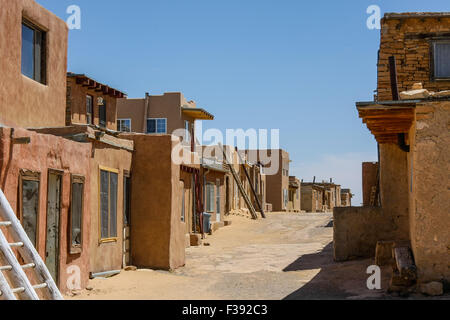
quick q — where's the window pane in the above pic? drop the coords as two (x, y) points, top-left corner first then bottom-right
(22, 24), (34, 79)
(109, 172), (118, 238)
(22, 180), (39, 247)
(100, 170), (109, 239)
(120, 119), (131, 132)
(99, 104), (106, 128)
(71, 182), (83, 246)
(435, 43), (450, 78)
(157, 119), (166, 133)
(147, 119), (156, 133)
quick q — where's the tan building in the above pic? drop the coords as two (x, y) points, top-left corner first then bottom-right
(287, 177), (301, 212)
(117, 92), (214, 151)
(66, 73), (126, 131)
(0, 0), (68, 128)
(300, 183), (324, 213)
(340, 189), (353, 207)
(335, 12), (450, 292)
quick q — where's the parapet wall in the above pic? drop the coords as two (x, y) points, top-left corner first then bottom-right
(333, 206), (396, 262)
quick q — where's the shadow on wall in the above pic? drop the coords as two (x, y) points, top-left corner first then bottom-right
(282, 242), (391, 300)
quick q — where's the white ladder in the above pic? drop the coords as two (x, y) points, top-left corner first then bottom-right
(0, 189), (63, 300)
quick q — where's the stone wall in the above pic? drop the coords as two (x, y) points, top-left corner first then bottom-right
(378, 14), (450, 101)
(334, 206), (396, 261)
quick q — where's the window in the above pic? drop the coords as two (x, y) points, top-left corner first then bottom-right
(22, 20), (46, 84)
(123, 174), (131, 227)
(283, 189), (288, 208)
(184, 121), (190, 143)
(86, 95), (93, 125)
(216, 180), (221, 215)
(206, 183), (215, 212)
(433, 41), (450, 79)
(99, 100), (107, 128)
(117, 119), (131, 132)
(19, 171), (40, 248)
(146, 118), (167, 134)
(99, 168), (118, 241)
(70, 175), (84, 253)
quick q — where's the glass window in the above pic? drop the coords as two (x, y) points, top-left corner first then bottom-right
(206, 183), (215, 212)
(70, 176), (84, 250)
(100, 169), (118, 240)
(434, 42), (450, 79)
(21, 177), (40, 248)
(117, 119), (131, 132)
(21, 21), (45, 84)
(146, 118), (167, 134)
(86, 96), (93, 125)
(99, 101), (107, 128)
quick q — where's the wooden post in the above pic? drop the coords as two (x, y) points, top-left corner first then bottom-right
(389, 56), (400, 101)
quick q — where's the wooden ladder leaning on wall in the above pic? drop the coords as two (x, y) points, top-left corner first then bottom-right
(0, 189), (63, 300)
(218, 144), (259, 220)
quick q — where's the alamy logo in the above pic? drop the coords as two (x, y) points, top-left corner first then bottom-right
(67, 5), (81, 30)
(66, 265), (81, 291)
(366, 265), (381, 290)
(366, 5), (381, 30)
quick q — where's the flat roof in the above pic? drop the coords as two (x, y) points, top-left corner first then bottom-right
(68, 72), (127, 98)
(384, 12), (450, 20)
(182, 107), (214, 120)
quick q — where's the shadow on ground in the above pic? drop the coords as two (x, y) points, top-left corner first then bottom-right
(282, 242), (392, 300)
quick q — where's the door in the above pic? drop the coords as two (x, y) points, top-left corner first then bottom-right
(216, 179), (221, 222)
(123, 174), (131, 267)
(46, 172), (62, 283)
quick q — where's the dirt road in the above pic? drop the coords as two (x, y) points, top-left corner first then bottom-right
(66, 212), (434, 300)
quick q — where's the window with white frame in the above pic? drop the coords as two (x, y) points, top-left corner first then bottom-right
(117, 119), (131, 132)
(147, 118), (167, 134)
(433, 41), (450, 79)
(206, 183), (215, 212)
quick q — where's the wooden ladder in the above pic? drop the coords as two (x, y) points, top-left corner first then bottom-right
(218, 144), (258, 220)
(0, 189), (63, 300)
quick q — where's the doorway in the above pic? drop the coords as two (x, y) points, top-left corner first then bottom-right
(123, 173), (131, 267)
(45, 171), (62, 284)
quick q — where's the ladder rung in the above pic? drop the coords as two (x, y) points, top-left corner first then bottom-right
(33, 283), (48, 290)
(0, 263), (36, 272)
(9, 242), (24, 248)
(0, 221), (12, 227)
(11, 287), (25, 294)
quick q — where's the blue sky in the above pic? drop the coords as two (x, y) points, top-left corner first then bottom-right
(37, 0), (450, 205)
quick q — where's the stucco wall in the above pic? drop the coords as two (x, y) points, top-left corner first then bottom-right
(119, 134), (186, 270)
(0, 0), (68, 128)
(334, 206), (395, 262)
(410, 101), (450, 282)
(89, 140), (133, 274)
(379, 143), (410, 241)
(0, 127), (91, 291)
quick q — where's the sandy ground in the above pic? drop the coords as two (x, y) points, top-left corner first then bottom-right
(66, 213), (448, 300)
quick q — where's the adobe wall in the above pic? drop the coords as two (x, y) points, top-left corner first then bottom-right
(67, 77), (118, 131)
(119, 134), (186, 270)
(334, 206), (395, 261)
(88, 140), (133, 274)
(379, 143), (410, 241)
(362, 162), (378, 206)
(300, 185), (313, 212)
(378, 15), (450, 101)
(0, 0), (68, 128)
(409, 101), (450, 282)
(0, 127), (91, 291)
(116, 98), (146, 133)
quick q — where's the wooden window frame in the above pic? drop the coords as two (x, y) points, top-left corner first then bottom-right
(18, 170), (41, 247)
(21, 19), (47, 84)
(430, 39), (450, 81)
(98, 166), (120, 244)
(117, 118), (132, 132)
(69, 174), (85, 255)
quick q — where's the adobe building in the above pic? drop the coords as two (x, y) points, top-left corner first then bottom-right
(334, 12), (450, 293)
(66, 73), (126, 131)
(245, 149), (290, 212)
(116, 92), (214, 151)
(362, 162), (379, 206)
(340, 189), (353, 207)
(0, 0), (68, 128)
(317, 182), (342, 212)
(287, 176), (301, 212)
(300, 183), (324, 213)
